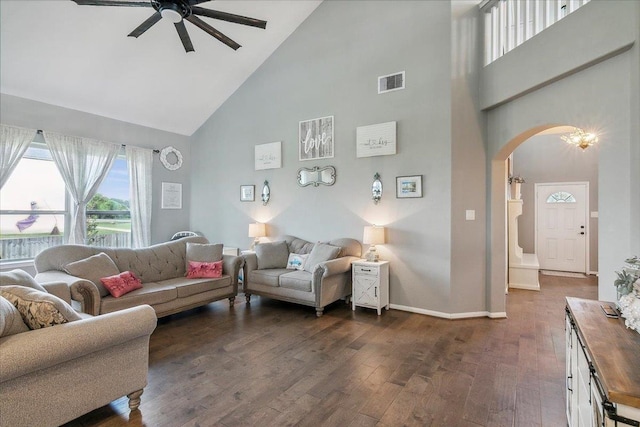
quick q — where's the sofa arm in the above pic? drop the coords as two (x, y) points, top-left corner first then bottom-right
(241, 252), (258, 278)
(315, 256), (359, 277)
(0, 305), (157, 383)
(39, 281), (72, 305)
(222, 254), (244, 285)
(36, 271), (102, 316)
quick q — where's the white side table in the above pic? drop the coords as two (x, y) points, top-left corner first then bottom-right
(352, 260), (390, 315)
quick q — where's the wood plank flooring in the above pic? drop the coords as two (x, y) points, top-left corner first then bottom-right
(64, 274), (597, 427)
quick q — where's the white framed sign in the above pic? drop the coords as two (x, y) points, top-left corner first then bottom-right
(161, 182), (182, 209)
(255, 141), (282, 170)
(356, 121), (397, 158)
(299, 115), (334, 161)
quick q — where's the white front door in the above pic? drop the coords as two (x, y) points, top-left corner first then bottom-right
(535, 183), (588, 273)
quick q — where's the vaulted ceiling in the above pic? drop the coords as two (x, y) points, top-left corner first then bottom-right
(0, 0), (321, 136)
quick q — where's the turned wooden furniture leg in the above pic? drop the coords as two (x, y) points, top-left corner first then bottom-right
(316, 307), (324, 317)
(127, 389), (143, 410)
(245, 293), (251, 304)
(228, 296), (235, 306)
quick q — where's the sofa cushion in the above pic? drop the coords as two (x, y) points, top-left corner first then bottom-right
(100, 271), (143, 298)
(164, 276), (232, 298)
(186, 242), (223, 270)
(0, 285), (81, 329)
(248, 268), (289, 287)
(100, 283), (177, 314)
(64, 252), (119, 297)
(304, 243), (342, 273)
(286, 253), (309, 270)
(0, 269), (46, 292)
(186, 260), (223, 279)
(0, 295), (29, 337)
(255, 241), (289, 269)
(279, 271), (312, 292)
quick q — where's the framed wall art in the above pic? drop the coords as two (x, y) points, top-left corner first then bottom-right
(396, 175), (423, 198)
(255, 141), (282, 170)
(161, 182), (182, 209)
(299, 115), (334, 161)
(240, 185), (255, 202)
(356, 121), (397, 158)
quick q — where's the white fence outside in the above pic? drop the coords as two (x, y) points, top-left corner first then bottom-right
(0, 233), (130, 261)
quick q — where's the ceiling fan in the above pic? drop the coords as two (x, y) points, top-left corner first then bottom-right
(71, 0), (267, 52)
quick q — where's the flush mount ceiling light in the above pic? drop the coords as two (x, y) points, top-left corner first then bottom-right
(71, 0), (267, 53)
(561, 127), (598, 150)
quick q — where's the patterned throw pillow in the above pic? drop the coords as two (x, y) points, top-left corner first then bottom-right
(0, 285), (81, 330)
(0, 295), (29, 337)
(100, 271), (143, 298)
(286, 253), (309, 270)
(185, 260), (223, 279)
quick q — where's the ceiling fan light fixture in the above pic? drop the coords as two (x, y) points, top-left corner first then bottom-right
(160, 6), (182, 23)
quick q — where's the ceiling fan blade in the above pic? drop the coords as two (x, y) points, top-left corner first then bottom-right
(128, 12), (162, 38)
(191, 6), (267, 29)
(185, 15), (241, 50)
(174, 21), (195, 53)
(72, 0), (152, 6)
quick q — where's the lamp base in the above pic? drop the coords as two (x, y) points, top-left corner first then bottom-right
(365, 248), (379, 262)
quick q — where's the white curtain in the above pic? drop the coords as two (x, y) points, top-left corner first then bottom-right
(0, 124), (37, 189)
(126, 145), (153, 248)
(44, 132), (119, 244)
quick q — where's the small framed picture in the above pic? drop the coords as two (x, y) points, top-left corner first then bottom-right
(240, 185), (255, 202)
(396, 175), (423, 198)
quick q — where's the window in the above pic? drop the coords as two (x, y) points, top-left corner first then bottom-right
(86, 156), (131, 248)
(0, 142), (67, 261)
(0, 141), (131, 261)
(546, 191), (576, 203)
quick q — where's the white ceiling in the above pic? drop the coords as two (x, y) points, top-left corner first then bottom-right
(0, 0), (321, 136)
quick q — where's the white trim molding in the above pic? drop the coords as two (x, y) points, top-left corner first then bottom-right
(390, 304), (508, 319)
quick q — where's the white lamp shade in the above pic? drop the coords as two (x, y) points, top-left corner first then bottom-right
(363, 226), (385, 245)
(248, 222), (266, 238)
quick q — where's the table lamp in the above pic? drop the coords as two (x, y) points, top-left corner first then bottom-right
(363, 225), (385, 262)
(248, 222), (266, 250)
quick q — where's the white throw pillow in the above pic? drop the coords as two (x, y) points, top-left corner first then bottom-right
(286, 254), (309, 271)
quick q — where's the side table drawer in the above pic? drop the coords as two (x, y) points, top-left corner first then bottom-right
(353, 265), (378, 277)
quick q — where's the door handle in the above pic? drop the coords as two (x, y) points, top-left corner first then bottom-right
(580, 232), (585, 235)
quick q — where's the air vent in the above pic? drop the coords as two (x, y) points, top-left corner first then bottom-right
(378, 71), (405, 94)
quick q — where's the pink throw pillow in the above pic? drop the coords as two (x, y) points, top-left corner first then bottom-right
(186, 260), (223, 279)
(100, 271), (143, 298)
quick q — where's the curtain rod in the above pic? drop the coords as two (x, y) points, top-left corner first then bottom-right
(36, 129), (160, 153)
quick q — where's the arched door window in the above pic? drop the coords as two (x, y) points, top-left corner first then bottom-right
(546, 191), (576, 203)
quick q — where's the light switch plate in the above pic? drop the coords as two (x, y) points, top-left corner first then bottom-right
(466, 210), (475, 221)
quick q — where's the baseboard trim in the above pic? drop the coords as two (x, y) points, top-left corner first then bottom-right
(509, 283), (540, 291)
(589, 271), (598, 276)
(389, 304), (507, 319)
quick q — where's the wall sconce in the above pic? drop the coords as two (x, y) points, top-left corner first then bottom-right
(561, 127), (598, 150)
(372, 173), (382, 204)
(248, 222), (266, 250)
(363, 225), (386, 262)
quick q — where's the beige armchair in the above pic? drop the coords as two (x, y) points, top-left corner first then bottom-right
(0, 269), (157, 427)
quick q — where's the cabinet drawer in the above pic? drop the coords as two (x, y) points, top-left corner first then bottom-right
(353, 265), (379, 276)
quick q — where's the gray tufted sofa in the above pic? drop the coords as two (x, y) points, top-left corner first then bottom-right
(34, 236), (243, 317)
(242, 235), (361, 317)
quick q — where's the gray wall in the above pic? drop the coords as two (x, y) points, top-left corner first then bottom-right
(190, 1), (490, 316)
(484, 0), (639, 303)
(0, 94), (192, 246)
(513, 133), (598, 272)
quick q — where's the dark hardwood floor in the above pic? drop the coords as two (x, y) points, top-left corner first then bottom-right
(65, 273), (597, 427)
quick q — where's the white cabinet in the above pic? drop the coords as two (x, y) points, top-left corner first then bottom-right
(352, 260), (389, 315)
(565, 299), (640, 427)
